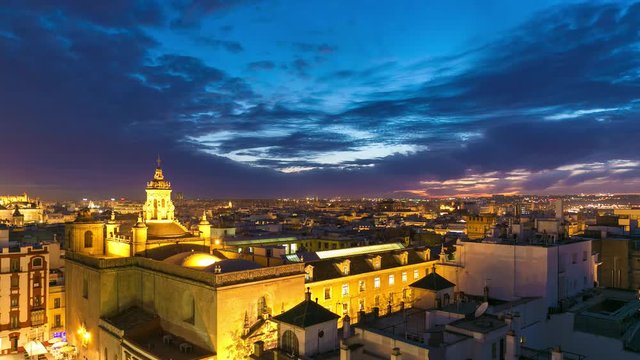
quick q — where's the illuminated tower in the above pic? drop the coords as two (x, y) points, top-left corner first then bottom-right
(142, 156), (175, 221)
(132, 213), (148, 254)
(198, 211), (211, 239)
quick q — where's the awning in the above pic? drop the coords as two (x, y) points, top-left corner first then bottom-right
(25, 341), (48, 356)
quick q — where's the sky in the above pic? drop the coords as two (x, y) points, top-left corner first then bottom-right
(1, 0), (640, 200)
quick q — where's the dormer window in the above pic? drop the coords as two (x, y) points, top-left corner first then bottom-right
(395, 251), (409, 265)
(372, 255), (381, 270)
(32, 257), (43, 268)
(335, 259), (351, 276)
(304, 265), (314, 282)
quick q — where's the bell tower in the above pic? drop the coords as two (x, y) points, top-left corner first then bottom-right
(142, 156), (175, 222)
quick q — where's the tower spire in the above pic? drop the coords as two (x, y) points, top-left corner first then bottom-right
(156, 154), (161, 168)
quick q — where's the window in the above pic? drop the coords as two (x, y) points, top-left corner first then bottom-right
(11, 296), (18, 307)
(11, 276), (18, 288)
(374, 277), (381, 289)
(54, 297), (61, 308)
(413, 269), (419, 280)
(55, 314), (61, 328)
(358, 280), (365, 292)
(342, 303), (348, 316)
(32, 257), (42, 268)
(10, 258), (20, 272)
(324, 287), (331, 300)
(491, 342), (497, 359)
(342, 265), (349, 275)
(402, 288), (410, 300)
(10, 314), (19, 329)
(374, 295), (380, 307)
(33, 274), (41, 288)
(34, 296), (41, 307)
(359, 299), (365, 311)
(342, 284), (349, 297)
(388, 274), (395, 286)
(82, 278), (88, 299)
(401, 272), (407, 283)
(84, 231), (93, 248)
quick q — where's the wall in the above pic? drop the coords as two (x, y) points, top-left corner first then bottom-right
(308, 261), (435, 325)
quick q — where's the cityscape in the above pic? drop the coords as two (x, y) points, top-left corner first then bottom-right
(2, 1), (640, 360)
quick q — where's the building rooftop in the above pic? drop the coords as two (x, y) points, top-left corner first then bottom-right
(273, 293), (340, 328)
(103, 307), (214, 360)
(410, 271), (455, 292)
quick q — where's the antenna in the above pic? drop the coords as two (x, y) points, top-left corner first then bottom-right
(474, 302), (489, 318)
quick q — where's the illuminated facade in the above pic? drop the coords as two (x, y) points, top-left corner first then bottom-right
(0, 243), (50, 354)
(465, 215), (496, 239)
(0, 193), (44, 224)
(304, 246), (437, 326)
(64, 162), (306, 360)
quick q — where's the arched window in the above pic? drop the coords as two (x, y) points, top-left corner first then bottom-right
(443, 293), (451, 306)
(282, 330), (299, 356)
(32, 257), (42, 268)
(84, 231), (93, 248)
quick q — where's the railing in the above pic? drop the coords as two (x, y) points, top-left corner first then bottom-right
(66, 252), (305, 287)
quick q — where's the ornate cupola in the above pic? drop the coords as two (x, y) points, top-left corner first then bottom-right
(198, 211), (211, 239)
(142, 156), (175, 222)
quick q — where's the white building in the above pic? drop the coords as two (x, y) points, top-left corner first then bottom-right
(438, 239), (596, 308)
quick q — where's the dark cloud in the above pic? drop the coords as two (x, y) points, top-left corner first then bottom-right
(195, 36), (244, 53)
(291, 42), (337, 54)
(247, 60), (275, 71)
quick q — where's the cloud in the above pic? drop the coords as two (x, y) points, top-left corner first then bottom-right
(195, 36), (244, 53)
(247, 60), (275, 71)
(291, 42), (337, 54)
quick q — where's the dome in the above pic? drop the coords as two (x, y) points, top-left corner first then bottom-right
(163, 252), (223, 269)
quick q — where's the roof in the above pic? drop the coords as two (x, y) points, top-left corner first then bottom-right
(410, 272), (455, 291)
(273, 298), (340, 328)
(315, 243), (405, 259)
(306, 248), (431, 282)
(146, 221), (192, 239)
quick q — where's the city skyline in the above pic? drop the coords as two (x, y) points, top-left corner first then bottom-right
(3, 1), (640, 199)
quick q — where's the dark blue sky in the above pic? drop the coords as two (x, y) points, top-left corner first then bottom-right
(2, 0), (640, 199)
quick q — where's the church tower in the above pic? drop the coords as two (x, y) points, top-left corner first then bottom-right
(143, 156), (175, 222)
(198, 211), (211, 239)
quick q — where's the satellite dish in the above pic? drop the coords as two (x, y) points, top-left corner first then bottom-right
(474, 302), (489, 318)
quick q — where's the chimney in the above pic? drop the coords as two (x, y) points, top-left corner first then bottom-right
(551, 346), (563, 360)
(343, 315), (351, 339)
(391, 347), (402, 360)
(340, 339), (351, 360)
(305, 287), (311, 301)
(253, 341), (264, 357)
(505, 331), (520, 360)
